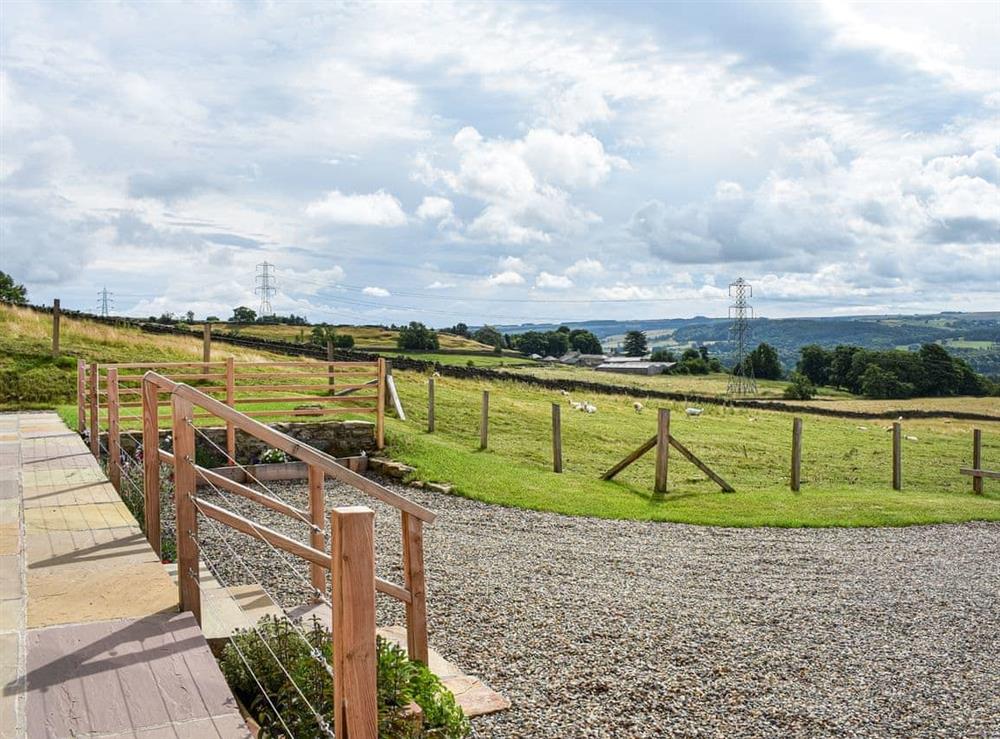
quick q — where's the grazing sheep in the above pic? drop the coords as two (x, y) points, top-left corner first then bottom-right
(685, 407), (703, 416)
(906, 435), (919, 442)
(432, 371), (441, 378)
(583, 403), (597, 414)
(857, 426), (869, 431)
(633, 402), (644, 413)
(571, 401), (585, 411)
(560, 390), (570, 397)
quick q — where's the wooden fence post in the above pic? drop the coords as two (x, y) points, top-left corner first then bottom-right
(225, 357), (236, 464)
(327, 339), (335, 394)
(89, 362), (99, 458)
(401, 511), (429, 664)
(972, 428), (982, 495)
(552, 403), (562, 473)
(308, 465), (326, 601)
(480, 390), (489, 450)
(51, 298), (60, 357)
(202, 323), (211, 367)
(892, 421), (902, 491)
(107, 368), (121, 492)
(654, 408), (670, 495)
(171, 394), (200, 625)
(376, 358), (386, 450)
(791, 417), (803, 492)
(141, 378), (161, 558)
(76, 358), (86, 434)
(427, 377), (435, 433)
(332, 506), (378, 739)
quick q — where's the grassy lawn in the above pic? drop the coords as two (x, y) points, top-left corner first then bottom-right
(384, 352), (539, 368)
(381, 370), (1000, 527)
(505, 365), (849, 398)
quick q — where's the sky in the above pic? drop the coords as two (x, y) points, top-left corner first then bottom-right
(1, 0), (998, 327)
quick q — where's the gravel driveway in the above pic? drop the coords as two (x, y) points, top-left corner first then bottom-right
(192, 476), (1000, 738)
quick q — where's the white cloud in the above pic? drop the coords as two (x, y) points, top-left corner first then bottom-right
(498, 256), (530, 273)
(535, 272), (573, 289)
(426, 280), (457, 289)
(305, 189), (407, 226)
(416, 196), (454, 220)
(362, 286), (391, 297)
(565, 258), (606, 279)
(483, 270), (525, 287)
(414, 125), (620, 244)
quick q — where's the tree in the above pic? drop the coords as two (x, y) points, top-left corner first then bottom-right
(0, 271), (27, 304)
(568, 329), (602, 354)
(622, 330), (648, 357)
(829, 345), (861, 389)
(797, 344), (832, 386)
(445, 322), (470, 338)
(185, 310), (195, 322)
(545, 331), (570, 357)
(206, 315), (220, 323)
(473, 325), (502, 347)
(556, 325), (570, 334)
(397, 321), (439, 350)
(917, 343), (961, 396)
(231, 306), (257, 323)
(860, 364), (913, 399)
(741, 342), (782, 380)
(650, 348), (676, 363)
(783, 372), (816, 400)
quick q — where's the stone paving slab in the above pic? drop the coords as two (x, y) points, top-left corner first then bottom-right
(24, 612), (249, 738)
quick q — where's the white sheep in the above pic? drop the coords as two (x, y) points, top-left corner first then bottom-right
(583, 403), (597, 414)
(560, 390), (570, 397)
(905, 435), (919, 442)
(685, 407), (703, 416)
(633, 402), (644, 413)
(432, 371), (441, 378)
(570, 401), (585, 411)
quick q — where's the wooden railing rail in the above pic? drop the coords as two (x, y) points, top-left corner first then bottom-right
(140, 370), (431, 651)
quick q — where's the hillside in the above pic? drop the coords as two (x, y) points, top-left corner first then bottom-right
(0, 304), (289, 407)
(190, 322), (494, 351)
(492, 312), (1000, 375)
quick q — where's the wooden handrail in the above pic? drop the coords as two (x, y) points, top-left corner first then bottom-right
(143, 372), (434, 523)
(194, 465), (310, 521)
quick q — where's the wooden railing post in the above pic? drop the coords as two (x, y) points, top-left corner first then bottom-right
(376, 358), (386, 450)
(225, 357), (236, 464)
(107, 368), (121, 491)
(402, 511), (429, 664)
(51, 298), (60, 357)
(332, 506), (377, 739)
(552, 403), (562, 473)
(89, 362), (99, 458)
(480, 390), (489, 450)
(308, 465), (326, 601)
(141, 378), (161, 558)
(76, 358), (86, 434)
(791, 417), (802, 492)
(172, 394), (200, 624)
(327, 339), (335, 394)
(202, 323), (212, 368)
(972, 428), (982, 495)
(892, 421), (902, 491)
(654, 408), (670, 495)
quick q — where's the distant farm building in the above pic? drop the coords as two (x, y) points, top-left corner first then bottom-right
(595, 360), (674, 376)
(558, 351), (607, 367)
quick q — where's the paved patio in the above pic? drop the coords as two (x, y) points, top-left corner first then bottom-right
(0, 412), (249, 738)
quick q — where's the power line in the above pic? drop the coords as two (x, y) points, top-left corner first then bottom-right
(726, 277), (757, 397)
(255, 262), (277, 317)
(96, 287), (114, 317)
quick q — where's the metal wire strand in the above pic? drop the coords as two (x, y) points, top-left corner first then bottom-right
(190, 505), (335, 679)
(188, 421), (323, 534)
(189, 568), (304, 739)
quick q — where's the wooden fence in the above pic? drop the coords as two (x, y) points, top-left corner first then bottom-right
(79, 358), (386, 486)
(142, 371), (434, 736)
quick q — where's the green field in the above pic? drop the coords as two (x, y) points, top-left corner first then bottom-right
(380, 370), (1000, 527)
(385, 352), (538, 368)
(7, 303), (1000, 528)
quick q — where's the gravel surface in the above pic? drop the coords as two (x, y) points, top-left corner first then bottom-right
(184, 476), (1000, 738)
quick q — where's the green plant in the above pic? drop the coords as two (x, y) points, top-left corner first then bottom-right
(259, 447), (289, 464)
(219, 616), (469, 738)
(783, 372), (816, 400)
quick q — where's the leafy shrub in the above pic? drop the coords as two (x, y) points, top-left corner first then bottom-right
(220, 615), (469, 738)
(259, 447), (289, 464)
(783, 372), (816, 400)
